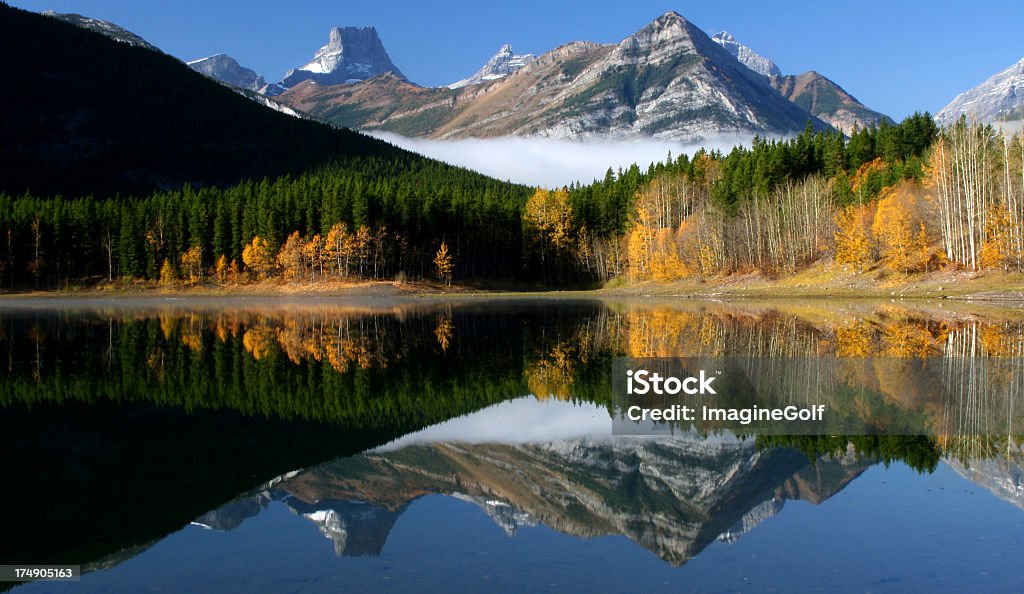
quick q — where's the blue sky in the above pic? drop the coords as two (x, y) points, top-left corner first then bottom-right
(13, 0), (1024, 119)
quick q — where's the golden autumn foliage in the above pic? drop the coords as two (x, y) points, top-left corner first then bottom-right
(433, 241), (453, 285)
(304, 234), (324, 278)
(242, 326), (278, 361)
(835, 320), (873, 358)
(434, 315), (454, 351)
(523, 188), (574, 251)
(871, 185), (932, 274)
(242, 235), (275, 279)
(276, 231), (307, 280)
(980, 204), (1014, 270)
(158, 258), (177, 286)
(834, 204), (874, 270)
(179, 245), (202, 284)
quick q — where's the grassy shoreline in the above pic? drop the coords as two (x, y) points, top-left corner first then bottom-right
(2, 263), (1024, 303)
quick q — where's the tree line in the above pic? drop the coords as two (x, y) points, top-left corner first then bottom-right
(7, 111), (1024, 289)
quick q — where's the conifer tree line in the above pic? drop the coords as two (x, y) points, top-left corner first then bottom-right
(4, 112), (1024, 289)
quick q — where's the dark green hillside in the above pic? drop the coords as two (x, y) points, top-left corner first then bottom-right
(0, 3), (404, 197)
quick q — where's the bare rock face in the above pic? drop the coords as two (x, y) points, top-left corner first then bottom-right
(280, 11), (826, 141)
(711, 31), (781, 78)
(449, 44), (536, 89)
(188, 54), (267, 92)
(770, 71), (893, 134)
(937, 57), (1024, 128)
(280, 26), (405, 88)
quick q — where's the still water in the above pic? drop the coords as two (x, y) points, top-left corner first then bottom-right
(3, 297), (1024, 592)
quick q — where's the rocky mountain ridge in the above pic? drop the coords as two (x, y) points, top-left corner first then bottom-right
(449, 44), (535, 89)
(936, 56), (1024, 127)
(711, 31), (780, 78)
(277, 12), (828, 141)
(187, 54), (267, 92)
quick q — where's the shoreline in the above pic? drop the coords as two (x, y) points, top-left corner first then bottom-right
(3, 265), (1024, 303)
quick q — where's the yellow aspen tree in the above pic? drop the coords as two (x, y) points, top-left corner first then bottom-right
(229, 259), (240, 285)
(980, 204), (1013, 270)
(304, 234), (324, 279)
(242, 235), (275, 279)
(179, 245), (202, 284)
(323, 222), (349, 277)
(354, 226), (372, 277)
(158, 258), (177, 286)
(873, 194), (914, 273)
(434, 241), (453, 286)
(276, 231), (306, 280)
(214, 254), (229, 284)
(835, 204), (873, 271)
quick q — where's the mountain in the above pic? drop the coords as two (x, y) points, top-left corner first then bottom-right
(0, 3), (406, 198)
(709, 31), (890, 133)
(187, 53), (267, 92)
(936, 57), (1024, 128)
(279, 26), (405, 88)
(41, 10), (158, 51)
(449, 44), (536, 89)
(711, 31), (780, 78)
(278, 12), (826, 141)
(770, 71), (893, 133)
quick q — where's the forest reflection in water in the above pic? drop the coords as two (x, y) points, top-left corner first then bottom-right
(2, 297), (1024, 442)
(3, 296), (1024, 585)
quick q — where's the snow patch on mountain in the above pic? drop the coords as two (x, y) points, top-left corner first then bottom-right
(937, 57), (1024, 127)
(449, 44), (536, 89)
(711, 31), (780, 78)
(280, 26), (405, 88)
(188, 53), (267, 92)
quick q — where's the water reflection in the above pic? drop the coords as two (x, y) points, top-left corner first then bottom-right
(3, 297), (1024, 586)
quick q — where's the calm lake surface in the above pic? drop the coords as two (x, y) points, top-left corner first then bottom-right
(3, 296), (1024, 593)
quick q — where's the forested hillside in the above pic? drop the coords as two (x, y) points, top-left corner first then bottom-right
(0, 2), (404, 197)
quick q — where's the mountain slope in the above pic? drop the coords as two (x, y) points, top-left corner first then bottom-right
(936, 57), (1024, 127)
(278, 12), (826, 141)
(41, 10), (158, 51)
(709, 31), (890, 133)
(770, 71), (892, 133)
(0, 3), (406, 198)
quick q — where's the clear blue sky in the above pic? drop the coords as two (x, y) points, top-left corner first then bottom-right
(12, 0), (1024, 119)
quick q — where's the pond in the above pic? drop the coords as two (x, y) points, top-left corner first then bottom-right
(3, 297), (1024, 592)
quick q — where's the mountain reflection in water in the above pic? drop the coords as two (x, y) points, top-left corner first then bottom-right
(196, 398), (871, 567)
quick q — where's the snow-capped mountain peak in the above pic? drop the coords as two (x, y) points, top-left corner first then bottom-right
(711, 31), (781, 78)
(280, 26), (405, 88)
(187, 53), (267, 92)
(449, 44), (536, 89)
(936, 56), (1024, 127)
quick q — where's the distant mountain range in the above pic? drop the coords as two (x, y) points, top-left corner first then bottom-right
(50, 9), (891, 140)
(49, 7), (1024, 140)
(273, 12), (839, 140)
